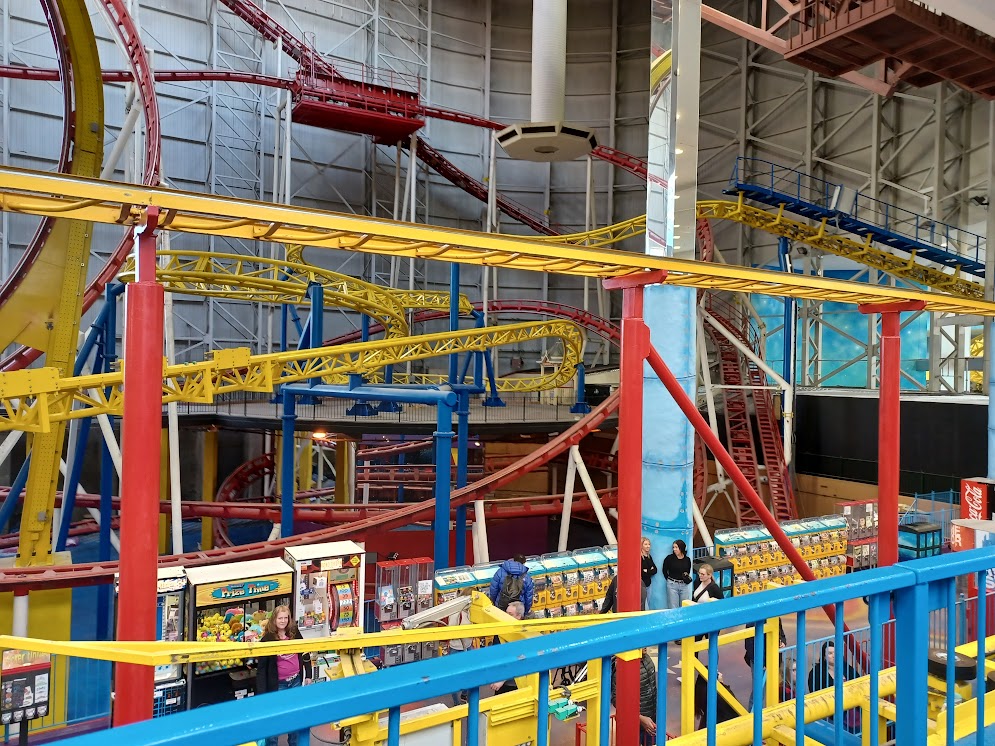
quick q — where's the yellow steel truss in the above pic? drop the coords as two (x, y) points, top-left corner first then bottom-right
(697, 197), (984, 301)
(13, 2), (104, 567)
(0, 321), (584, 433)
(0, 167), (991, 315)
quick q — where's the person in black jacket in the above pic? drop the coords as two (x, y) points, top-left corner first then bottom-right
(600, 572), (647, 614)
(662, 540), (693, 609)
(255, 605), (313, 746)
(610, 649), (658, 745)
(693, 671), (740, 729)
(690, 564), (723, 604)
(640, 536), (658, 588)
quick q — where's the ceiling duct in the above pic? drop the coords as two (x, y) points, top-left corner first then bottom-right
(496, 0), (597, 162)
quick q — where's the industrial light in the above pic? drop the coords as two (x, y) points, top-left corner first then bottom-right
(312, 431), (328, 440)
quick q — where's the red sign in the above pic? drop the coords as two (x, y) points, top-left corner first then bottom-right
(961, 478), (995, 521)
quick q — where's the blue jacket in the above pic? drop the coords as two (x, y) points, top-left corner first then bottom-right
(488, 559), (534, 614)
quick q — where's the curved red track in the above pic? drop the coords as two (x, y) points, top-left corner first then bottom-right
(0, 391), (618, 591)
(0, 0), (161, 371)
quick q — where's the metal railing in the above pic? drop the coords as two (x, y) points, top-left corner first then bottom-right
(61, 546), (995, 745)
(168, 390), (593, 426)
(731, 157), (985, 265)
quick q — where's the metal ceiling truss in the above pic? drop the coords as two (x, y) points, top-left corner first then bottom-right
(699, 0), (994, 393)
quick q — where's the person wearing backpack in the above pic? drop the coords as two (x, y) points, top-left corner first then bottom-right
(488, 554), (534, 614)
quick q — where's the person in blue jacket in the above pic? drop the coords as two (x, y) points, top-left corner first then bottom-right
(488, 554), (534, 615)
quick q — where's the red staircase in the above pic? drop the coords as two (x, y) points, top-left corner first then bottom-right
(705, 295), (797, 524)
(708, 301), (764, 527)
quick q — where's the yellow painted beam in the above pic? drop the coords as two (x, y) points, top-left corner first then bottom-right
(0, 321), (585, 433)
(0, 167), (990, 315)
(15, 1), (104, 568)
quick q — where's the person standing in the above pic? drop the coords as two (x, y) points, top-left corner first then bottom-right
(488, 554), (535, 614)
(691, 564), (723, 603)
(255, 605), (313, 746)
(640, 536), (658, 589)
(611, 649), (658, 745)
(662, 539), (693, 609)
(600, 571), (647, 613)
(489, 601), (526, 696)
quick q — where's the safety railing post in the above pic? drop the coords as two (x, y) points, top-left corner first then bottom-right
(895, 580), (930, 742)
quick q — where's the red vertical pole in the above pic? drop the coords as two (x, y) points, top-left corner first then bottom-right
(113, 208), (164, 726)
(877, 311), (902, 568)
(603, 270), (664, 746)
(858, 301), (923, 568)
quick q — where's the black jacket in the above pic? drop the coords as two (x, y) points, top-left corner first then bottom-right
(691, 580), (723, 603)
(254, 629), (313, 694)
(610, 652), (657, 720)
(641, 554), (658, 588)
(600, 575), (647, 613)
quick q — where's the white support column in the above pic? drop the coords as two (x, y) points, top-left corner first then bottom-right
(695, 312), (725, 481)
(570, 446), (617, 546)
(557, 450), (579, 552)
(474, 499), (490, 563)
(984, 101), (995, 396)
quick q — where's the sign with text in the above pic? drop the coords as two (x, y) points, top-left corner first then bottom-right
(1, 650), (51, 725)
(196, 574), (292, 607)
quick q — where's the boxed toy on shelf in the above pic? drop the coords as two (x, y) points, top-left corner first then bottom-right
(840, 499), (880, 572)
(715, 517), (848, 596)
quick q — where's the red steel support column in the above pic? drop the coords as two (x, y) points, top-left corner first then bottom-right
(603, 270), (664, 746)
(858, 301), (924, 567)
(113, 208), (164, 726)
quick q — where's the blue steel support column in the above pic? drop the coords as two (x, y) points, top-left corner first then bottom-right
(894, 581), (929, 743)
(281, 393), (298, 537)
(643, 284), (696, 609)
(57, 418), (92, 551)
(97, 439), (114, 640)
(434, 402), (455, 569)
(0, 459), (30, 534)
(570, 363), (591, 414)
(449, 264), (460, 384)
(454, 390), (470, 566)
(307, 281), (323, 393)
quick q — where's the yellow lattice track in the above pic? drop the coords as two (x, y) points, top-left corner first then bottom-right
(0, 321), (584, 433)
(697, 197), (984, 301)
(0, 167), (989, 315)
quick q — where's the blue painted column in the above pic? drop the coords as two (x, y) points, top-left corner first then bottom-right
(449, 264), (460, 384)
(281, 393), (297, 536)
(454, 390), (469, 566)
(434, 401), (455, 569)
(643, 284), (696, 609)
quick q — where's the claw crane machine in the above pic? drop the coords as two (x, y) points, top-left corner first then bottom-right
(184, 558), (294, 707)
(284, 541), (366, 681)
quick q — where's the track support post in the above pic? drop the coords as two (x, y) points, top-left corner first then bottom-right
(858, 301), (924, 567)
(602, 269), (665, 746)
(114, 208), (164, 726)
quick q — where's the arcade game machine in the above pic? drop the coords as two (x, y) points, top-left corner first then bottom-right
(152, 568), (187, 717)
(284, 541), (366, 682)
(375, 557), (434, 666)
(114, 567), (188, 717)
(184, 558), (294, 707)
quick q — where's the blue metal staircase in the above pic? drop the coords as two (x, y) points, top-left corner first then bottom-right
(727, 157), (986, 277)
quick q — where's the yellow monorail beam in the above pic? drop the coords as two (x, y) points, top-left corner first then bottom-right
(0, 320), (584, 433)
(0, 167), (990, 315)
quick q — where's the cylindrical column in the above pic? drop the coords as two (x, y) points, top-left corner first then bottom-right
(878, 311), (901, 567)
(281, 395), (297, 535)
(114, 214), (164, 726)
(615, 286), (650, 746)
(530, 0), (566, 123)
(434, 403), (455, 569)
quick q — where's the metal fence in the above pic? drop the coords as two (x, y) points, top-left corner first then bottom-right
(56, 547), (995, 746)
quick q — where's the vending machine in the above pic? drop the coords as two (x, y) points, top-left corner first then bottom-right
(114, 567), (188, 717)
(184, 558), (294, 708)
(152, 568), (187, 717)
(284, 541), (366, 638)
